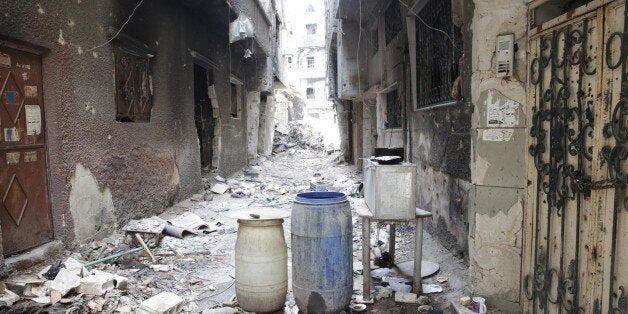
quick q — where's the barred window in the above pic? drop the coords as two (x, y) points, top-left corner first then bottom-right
(306, 56), (315, 68)
(385, 89), (401, 129)
(114, 46), (153, 122)
(415, 0), (463, 109)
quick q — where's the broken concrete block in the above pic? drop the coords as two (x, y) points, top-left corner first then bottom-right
(137, 291), (184, 314)
(5, 275), (47, 297)
(89, 269), (129, 290)
(374, 286), (393, 300)
(49, 268), (81, 296)
(394, 292), (419, 303)
(79, 274), (115, 295)
(0, 289), (20, 306)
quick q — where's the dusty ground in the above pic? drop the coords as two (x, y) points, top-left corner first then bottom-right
(1, 148), (469, 313)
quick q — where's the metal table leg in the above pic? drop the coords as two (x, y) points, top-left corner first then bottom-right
(413, 218), (423, 294)
(388, 224), (396, 265)
(362, 216), (371, 301)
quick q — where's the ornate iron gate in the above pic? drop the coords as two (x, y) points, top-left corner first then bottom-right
(523, 1), (627, 313)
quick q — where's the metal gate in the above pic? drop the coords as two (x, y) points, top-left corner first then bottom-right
(0, 41), (53, 256)
(523, 1), (627, 312)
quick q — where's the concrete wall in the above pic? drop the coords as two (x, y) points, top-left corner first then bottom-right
(0, 0), (251, 249)
(467, 0), (528, 310)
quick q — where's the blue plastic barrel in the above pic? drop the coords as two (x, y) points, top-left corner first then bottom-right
(291, 192), (353, 313)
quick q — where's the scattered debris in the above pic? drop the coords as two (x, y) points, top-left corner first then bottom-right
(49, 268), (81, 296)
(0, 288), (20, 306)
(150, 264), (171, 272)
(422, 283), (443, 294)
(417, 305), (434, 313)
(436, 276), (448, 283)
(41, 261), (65, 280)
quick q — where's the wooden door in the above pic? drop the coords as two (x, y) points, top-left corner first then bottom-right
(523, 1), (627, 312)
(0, 41), (52, 256)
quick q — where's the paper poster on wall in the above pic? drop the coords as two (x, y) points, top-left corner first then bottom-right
(4, 128), (19, 142)
(24, 86), (37, 98)
(486, 90), (520, 127)
(0, 53), (10, 68)
(482, 129), (514, 142)
(6, 152), (20, 165)
(24, 151), (37, 163)
(25, 105), (42, 136)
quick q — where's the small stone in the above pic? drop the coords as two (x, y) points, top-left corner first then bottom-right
(417, 305), (433, 313)
(417, 295), (430, 305)
(150, 264), (171, 272)
(394, 292), (419, 303)
(116, 305), (133, 313)
(460, 296), (471, 307)
(0, 289), (20, 306)
(374, 286), (392, 300)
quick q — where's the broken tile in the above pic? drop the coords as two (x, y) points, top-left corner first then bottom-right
(210, 183), (229, 194)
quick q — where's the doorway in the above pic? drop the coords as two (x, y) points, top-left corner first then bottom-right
(193, 64), (215, 171)
(0, 41), (53, 256)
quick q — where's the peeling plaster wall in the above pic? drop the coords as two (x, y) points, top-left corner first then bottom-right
(468, 0), (528, 310)
(246, 91), (261, 160)
(0, 0), (250, 247)
(257, 95), (276, 156)
(408, 0), (474, 258)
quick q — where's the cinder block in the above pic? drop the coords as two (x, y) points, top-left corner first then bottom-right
(79, 274), (115, 295)
(137, 291), (184, 314)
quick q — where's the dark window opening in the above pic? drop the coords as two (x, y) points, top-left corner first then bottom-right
(384, 0), (402, 45)
(530, 0), (593, 29)
(114, 46), (153, 122)
(306, 24), (317, 35)
(307, 56), (315, 68)
(194, 64), (215, 169)
(230, 82), (241, 118)
(415, 0), (463, 109)
(306, 87), (315, 99)
(385, 89), (401, 129)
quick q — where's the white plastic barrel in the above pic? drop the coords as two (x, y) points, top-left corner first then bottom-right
(234, 213), (288, 312)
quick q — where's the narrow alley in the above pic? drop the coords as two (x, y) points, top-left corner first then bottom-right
(0, 0), (626, 313)
(1, 136), (466, 313)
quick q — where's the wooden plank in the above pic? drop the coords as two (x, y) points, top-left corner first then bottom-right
(582, 7), (610, 312)
(521, 35), (539, 313)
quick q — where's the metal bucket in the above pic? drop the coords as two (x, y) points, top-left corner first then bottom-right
(235, 218), (288, 312)
(291, 192), (353, 313)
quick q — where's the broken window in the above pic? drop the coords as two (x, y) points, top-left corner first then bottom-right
(415, 0), (463, 109)
(230, 77), (243, 118)
(306, 24), (317, 35)
(384, 0), (402, 45)
(385, 89), (401, 129)
(306, 56), (315, 68)
(114, 45), (153, 122)
(306, 87), (315, 99)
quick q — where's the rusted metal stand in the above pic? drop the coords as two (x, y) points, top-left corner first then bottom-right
(357, 206), (433, 301)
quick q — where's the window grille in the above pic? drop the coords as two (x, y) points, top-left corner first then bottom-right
(385, 89), (401, 129)
(415, 0), (463, 109)
(306, 57), (315, 68)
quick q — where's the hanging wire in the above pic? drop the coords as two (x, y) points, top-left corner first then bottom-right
(397, 0), (462, 53)
(86, 0), (146, 52)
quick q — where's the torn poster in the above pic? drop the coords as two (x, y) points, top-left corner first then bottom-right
(24, 86), (37, 97)
(486, 89), (520, 127)
(25, 105), (41, 136)
(6, 152), (20, 165)
(24, 151), (37, 162)
(482, 129), (514, 142)
(0, 53), (10, 68)
(4, 127), (19, 142)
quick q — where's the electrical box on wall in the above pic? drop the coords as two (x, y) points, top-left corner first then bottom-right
(496, 34), (514, 77)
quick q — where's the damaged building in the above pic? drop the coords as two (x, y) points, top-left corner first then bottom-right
(327, 0), (627, 312)
(0, 0), (286, 269)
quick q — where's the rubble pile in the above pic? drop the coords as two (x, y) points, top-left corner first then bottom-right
(273, 121), (325, 153)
